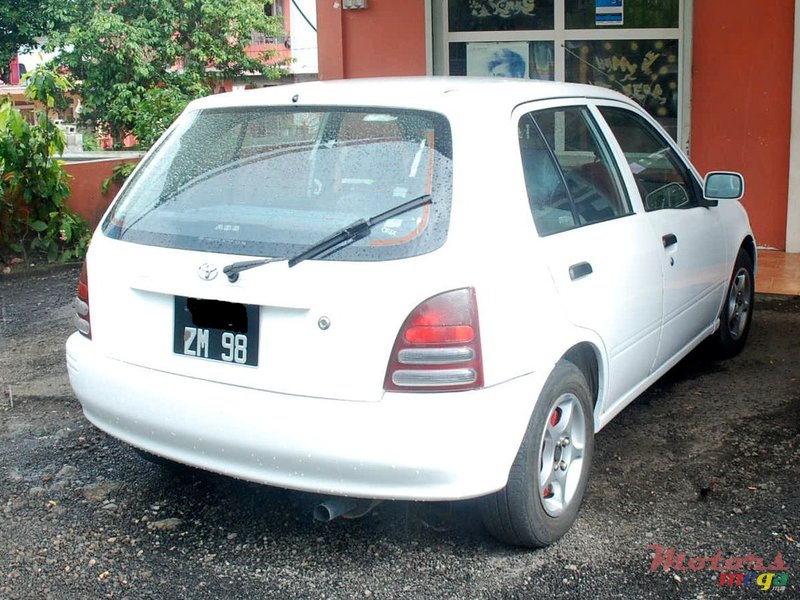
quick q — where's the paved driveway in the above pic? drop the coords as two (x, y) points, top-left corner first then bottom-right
(1, 266), (798, 599)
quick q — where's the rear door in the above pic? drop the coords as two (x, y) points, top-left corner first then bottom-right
(515, 101), (664, 410)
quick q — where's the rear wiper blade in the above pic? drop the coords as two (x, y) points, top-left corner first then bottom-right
(222, 194), (432, 282)
(287, 194), (432, 268)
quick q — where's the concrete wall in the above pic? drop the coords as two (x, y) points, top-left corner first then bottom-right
(291, 0), (319, 75)
(316, 0), (427, 79)
(690, 0), (794, 250)
(64, 159), (141, 230)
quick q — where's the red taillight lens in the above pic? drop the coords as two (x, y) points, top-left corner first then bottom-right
(74, 260), (91, 338)
(384, 288), (484, 392)
(404, 325), (474, 345)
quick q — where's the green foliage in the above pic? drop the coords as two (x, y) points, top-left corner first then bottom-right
(81, 130), (99, 151)
(131, 87), (191, 149)
(0, 0), (74, 64)
(21, 66), (72, 111)
(0, 67), (90, 264)
(49, 0), (288, 147)
(101, 161), (137, 195)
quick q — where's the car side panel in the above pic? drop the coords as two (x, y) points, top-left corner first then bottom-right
(537, 216), (664, 415)
(646, 206), (728, 367)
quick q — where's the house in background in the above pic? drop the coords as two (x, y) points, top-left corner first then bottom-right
(219, 0), (319, 92)
(0, 45), (60, 124)
(2, 0), (317, 145)
(313, 0), (799, 253)
(3, 0), (319, 98)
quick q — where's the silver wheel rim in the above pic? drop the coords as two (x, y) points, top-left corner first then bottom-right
(538, 392), (587, 517)
(726, 267), (752, 340)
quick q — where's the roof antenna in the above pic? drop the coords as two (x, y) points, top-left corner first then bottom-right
(561, 44), (651, 107)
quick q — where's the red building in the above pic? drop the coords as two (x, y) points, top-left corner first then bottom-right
(315, 0), (799, 253)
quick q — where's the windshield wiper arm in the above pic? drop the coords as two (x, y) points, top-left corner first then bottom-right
(287, 194), (432, 268)
(223, 256), (285, 282)
(221, 194), (432, 282)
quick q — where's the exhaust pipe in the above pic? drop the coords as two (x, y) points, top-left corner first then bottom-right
(313, 497), (381, 522)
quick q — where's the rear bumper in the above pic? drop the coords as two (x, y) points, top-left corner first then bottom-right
(66, 333), (545, 500)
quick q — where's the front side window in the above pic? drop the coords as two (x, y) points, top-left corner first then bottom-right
(519, 106), (631, 236)
(104, 108), (453, 261)
(599, 106), (699, 211)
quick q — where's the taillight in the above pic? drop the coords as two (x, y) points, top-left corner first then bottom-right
(74, 260), (91, 338)
(384, 288), (484, 392)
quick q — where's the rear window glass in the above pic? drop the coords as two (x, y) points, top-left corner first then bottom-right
(103, 107), (453, 261)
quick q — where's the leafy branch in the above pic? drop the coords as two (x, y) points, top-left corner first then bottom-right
(0, 67), (90, 265)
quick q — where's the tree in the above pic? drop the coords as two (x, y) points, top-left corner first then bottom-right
(0, 0), (74, 65)
(0, 67), (89, 263)
(49, 0), (287, 146)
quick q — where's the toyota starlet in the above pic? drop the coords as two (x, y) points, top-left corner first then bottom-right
(66, 77), (754, 547)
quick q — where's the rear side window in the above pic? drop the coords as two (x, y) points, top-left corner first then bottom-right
(518, 106), (631, 236)
(104, 107), (453, 261)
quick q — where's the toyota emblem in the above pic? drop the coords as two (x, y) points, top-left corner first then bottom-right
(197, 263), (218, 281)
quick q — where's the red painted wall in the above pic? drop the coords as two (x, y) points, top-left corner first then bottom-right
(316, 0), (427, 79)
(65, 159), (141, 229)
(691, 0), (794, 249)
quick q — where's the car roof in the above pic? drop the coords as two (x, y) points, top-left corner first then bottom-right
(187, 77), (639, 114)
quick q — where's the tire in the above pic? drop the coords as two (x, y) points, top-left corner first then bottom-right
(710, 248), (754, 359)
(481, 360), (594, 548)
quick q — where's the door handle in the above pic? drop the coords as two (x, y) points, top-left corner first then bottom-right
(569, 261), (593, 280)
(662, 233), (678, 248)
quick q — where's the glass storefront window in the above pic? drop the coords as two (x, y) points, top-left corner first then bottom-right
(448, 0), (555, 32)
(440, 1), (684, 141)
(565, 0), (679, 29)
(564, 39), (679, 139)
(450, 41), (555, 80)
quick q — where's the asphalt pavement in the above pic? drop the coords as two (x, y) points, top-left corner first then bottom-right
(0, 265), (797, 599)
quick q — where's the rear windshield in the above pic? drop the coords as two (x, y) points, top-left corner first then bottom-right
(103, 107), (453, 261)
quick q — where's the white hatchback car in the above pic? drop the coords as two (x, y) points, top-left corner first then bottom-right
(66, 78), (754, 548)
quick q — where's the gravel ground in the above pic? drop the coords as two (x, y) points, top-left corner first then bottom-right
(0, 265), (798, 599)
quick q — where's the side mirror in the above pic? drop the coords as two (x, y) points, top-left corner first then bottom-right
(704, 171), (744, 202)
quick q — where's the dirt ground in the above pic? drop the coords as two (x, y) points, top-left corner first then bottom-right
(0, 265), (798, 599)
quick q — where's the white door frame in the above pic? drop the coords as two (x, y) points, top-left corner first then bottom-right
(786, 0), (800, 252)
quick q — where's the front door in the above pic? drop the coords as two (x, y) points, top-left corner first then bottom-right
(597, 103), (727, 368)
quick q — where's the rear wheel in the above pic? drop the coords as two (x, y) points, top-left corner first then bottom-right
(710, 248), (754, 359)
(481, 360), (594, 548)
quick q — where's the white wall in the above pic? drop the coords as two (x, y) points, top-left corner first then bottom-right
(289, 0), (318, 75)
(16, 44), (61, 76)
(788, 0), (800, 252)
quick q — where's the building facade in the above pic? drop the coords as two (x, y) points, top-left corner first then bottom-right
(223, 0), (319, 91)
(316, 0), (798, 252)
